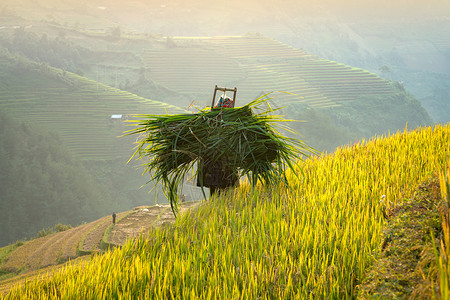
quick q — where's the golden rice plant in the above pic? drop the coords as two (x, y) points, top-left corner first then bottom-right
(4, 123), (450, 299)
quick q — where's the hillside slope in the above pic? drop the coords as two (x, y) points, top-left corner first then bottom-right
(0, 111), (111, 247)
(3, 123), (449, 298)
(358, 175), (445, 298)
(143, 36), (393, 108)
(0, 201), (199, 295)
(0, 50), (187, 160)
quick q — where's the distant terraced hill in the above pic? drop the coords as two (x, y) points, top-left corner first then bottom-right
(0, 33), (432, 158)
(142, 35), (393, 108)
(0, 51), (187, 160)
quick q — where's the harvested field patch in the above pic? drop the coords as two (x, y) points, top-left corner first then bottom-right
(2, 217), (105, 272)
(107, 202), (200, 246)
(80, 216), (113, 254)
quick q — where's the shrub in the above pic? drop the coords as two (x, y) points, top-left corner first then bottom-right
(55, 223), (72, 232)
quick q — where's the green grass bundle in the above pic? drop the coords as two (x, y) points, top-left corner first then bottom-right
(125, 96), (314, 214)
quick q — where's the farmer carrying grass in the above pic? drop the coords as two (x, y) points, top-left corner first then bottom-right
(125, 86), (314, 215)
(198, 88), (239, 196)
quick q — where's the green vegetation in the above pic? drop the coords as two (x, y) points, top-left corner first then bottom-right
(0, 111), (112, 246)
(0, 27), (89, 75)
(358, 176), (444, 298)
(37, 224), (73, 238)
(0, 243), (23, 269)
(436, 165), (450, 299)
(4, 123), (449, 298)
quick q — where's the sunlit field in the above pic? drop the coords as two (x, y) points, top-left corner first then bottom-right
(4, 124), (450, 298)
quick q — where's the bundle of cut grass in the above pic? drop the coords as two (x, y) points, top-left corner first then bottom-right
(125, 96), (314, 214)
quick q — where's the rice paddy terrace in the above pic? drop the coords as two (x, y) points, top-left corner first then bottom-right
(142, 35), (393, 108)
(0, 52), (187, 160)
(0, 201), (199, 296)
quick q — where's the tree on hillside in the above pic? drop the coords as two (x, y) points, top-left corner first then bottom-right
(2, 29), (88, 73)
(379, 65), (391, 75)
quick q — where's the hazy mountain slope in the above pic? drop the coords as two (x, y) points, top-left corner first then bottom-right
(3, 0), (449, 125)
(0, 111), (109, 247)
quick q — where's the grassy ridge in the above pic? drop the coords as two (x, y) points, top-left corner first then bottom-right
(3, 123), (449, 298)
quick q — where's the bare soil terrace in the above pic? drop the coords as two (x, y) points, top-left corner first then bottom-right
(108, 201), (200, 246)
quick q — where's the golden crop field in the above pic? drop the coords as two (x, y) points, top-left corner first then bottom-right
(4, 123), (450, 299)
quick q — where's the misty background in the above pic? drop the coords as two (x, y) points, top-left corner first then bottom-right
(0, 0), (449, 246)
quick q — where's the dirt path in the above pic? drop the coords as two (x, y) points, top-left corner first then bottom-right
(108, 202), (200, 246)
(81, 212), (129, 253)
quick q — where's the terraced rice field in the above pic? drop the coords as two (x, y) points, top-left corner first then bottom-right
(142, 48), (245, 94)
(1, 215), (113, 272)
(0, 202), (200, 296)
(0, 202), (199, 275)
(80, 216), (119, 254)
(142, 35), (393, 108)
(0, 54), (187, 160)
